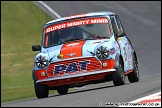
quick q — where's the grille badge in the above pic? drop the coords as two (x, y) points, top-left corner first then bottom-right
(66, 53), (76, 57)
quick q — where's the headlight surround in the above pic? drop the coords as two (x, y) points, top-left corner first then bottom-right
(95, 46), (110, 59)
(35, 54), (48, 68)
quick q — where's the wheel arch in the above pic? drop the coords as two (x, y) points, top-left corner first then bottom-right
(32, 69), (37, 81)
(133, 51), (138, 64)
(114, 53), (124, 69)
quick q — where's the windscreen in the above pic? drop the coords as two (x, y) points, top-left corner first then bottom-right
(42, 17), (110, 47)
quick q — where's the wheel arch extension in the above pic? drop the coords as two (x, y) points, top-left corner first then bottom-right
(32, 69), (37, 81)
(114, 53), (124, 69)
(133, 51), (138, 64)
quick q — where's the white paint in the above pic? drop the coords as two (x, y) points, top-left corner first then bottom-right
(130, 92), (161, 103)
(118, 92), (161, 107)
(38, 1), (61, 18)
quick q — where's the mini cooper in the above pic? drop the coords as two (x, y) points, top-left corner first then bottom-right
(32, 11), (139, 99)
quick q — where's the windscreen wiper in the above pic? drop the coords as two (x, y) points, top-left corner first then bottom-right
(65, 38), (84, 42)
(43, 43), (61, 48)
(63, 38), (96, 43)
(84, 37), (95, 40)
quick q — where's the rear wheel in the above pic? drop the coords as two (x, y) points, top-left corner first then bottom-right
(128, 55), (139, 83)
(34, 81), (49, 99)
(57, 85), (68, 95)
(112, 58), (125, 86)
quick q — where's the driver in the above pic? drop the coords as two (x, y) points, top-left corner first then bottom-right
(59, 28), (73, 42)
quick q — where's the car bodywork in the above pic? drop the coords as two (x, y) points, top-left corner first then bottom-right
(32, 11), (139, 99)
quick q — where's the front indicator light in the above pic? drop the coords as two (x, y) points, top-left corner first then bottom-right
(41, 72), (46, 76)
(102, 62), (107, 67)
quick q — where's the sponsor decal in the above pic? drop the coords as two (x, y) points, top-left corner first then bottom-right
(130, 53), (132, 57)
(128, 46), (132, 57)
(123, 47), (127, 61)
(45, 18), (108, 34)
(90, 41), (101, 44)
(117, 46), (120, 49)
(128, 46), (130, 51)
(66, 43), (80, 47)
(128, 58), (131, 66)
(114, 41), (120, 49)
(54, 60), (90, 74)
(65, 13), (87, 20)
(110, 47), (116, 55)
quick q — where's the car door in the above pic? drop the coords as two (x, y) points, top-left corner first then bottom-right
(110, 15), (133, 72)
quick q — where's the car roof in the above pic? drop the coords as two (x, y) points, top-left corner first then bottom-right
(44, 11), (116, 28)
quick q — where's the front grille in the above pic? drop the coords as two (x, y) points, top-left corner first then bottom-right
(47, 56), (101, 77)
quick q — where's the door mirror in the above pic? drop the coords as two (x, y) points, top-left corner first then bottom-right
(32, 45), (41, 51)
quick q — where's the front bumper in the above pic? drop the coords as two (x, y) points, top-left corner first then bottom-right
(35, 56), (116, 86)
(36, 68), (116, 86)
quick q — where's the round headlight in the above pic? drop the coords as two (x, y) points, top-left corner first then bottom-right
(96, 46), (109, 59)
(35, 55), (48, 68)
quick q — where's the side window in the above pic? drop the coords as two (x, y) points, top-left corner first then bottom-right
(115, 15), (124, 32)
(110, 16), (118, 37)
(110, 15), (124, 38)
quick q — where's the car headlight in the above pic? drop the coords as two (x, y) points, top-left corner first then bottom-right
(96, 46), (110, 59)
(35, 55), (48, 68)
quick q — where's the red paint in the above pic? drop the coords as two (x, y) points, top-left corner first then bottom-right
(125, 70), (133, 75)
(41, 71), (113, 86)
(47, 57), (101, 77)
(35, 69), (48, 80)
(45, 17), (109, 34)
(139, 98), (161, 103)
(60, 40), (86, 59)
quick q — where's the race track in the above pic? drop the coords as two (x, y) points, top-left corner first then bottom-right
(2, 1), (161, 107)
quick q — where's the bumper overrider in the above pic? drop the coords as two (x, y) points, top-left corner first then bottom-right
(35, 56), (116, 86)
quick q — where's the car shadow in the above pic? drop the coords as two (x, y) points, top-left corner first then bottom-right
(48, 82), (130, 98)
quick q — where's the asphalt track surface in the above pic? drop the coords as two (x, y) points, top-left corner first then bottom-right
(2, 1), (161, 107)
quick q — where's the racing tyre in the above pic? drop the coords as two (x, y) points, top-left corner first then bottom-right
(112, 58), (125, 86)
(128, 55), (139, 83)
(34, 81), (49, 99)
(57, 85), (68, 95)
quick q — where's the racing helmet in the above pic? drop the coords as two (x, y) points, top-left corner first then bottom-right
(59, 28), (72, 38)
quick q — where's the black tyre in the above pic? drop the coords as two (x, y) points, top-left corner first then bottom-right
(34, 81), (49, 99)
(112, 58), (125, 86)
(128, 55), (139, 83)
(57, 85), (68, 95)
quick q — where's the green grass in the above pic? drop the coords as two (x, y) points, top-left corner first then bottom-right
(1, 1), (54, 103)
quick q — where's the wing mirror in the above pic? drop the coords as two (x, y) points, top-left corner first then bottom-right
(32, 45), (41, 51)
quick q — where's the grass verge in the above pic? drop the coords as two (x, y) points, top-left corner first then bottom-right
(1, 1), (54, 103)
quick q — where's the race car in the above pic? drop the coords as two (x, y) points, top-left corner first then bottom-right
(32, 11), (139, 99)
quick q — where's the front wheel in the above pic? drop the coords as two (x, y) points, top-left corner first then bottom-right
(128, 55), (139, 83)
(112, 58), (125, 86)
(57, 85), (69, 95)
(34, 81), (49, 99)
